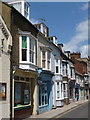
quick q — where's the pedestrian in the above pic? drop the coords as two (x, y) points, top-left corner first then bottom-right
(76, 93), (79, 101)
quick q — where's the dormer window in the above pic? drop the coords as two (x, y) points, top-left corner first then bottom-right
(24, 3), (29, 19)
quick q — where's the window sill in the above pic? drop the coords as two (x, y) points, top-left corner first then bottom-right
(20, 61), (35, 65)
(56, 98), (64, 101)
(14, 104), (31, 110)
(39, 104), (48, 108)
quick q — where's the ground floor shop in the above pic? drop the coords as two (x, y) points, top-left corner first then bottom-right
(12, 69), (38, 119)
(52, 75), (64, 108)
(38, 70), (54, 114)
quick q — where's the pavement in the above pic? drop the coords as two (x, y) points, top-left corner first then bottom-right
(29, 99), (88, 119)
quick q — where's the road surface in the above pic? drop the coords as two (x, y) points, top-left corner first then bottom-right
(53, 102), (89, 119)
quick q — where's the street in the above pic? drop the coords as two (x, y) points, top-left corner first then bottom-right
(53, 102), (88, 119)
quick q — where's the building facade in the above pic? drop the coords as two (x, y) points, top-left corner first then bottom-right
(0, 14), (12, 119)
(2, 2), (39, 119)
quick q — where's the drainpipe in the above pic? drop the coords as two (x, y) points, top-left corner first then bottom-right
(10, 9), (14, 120)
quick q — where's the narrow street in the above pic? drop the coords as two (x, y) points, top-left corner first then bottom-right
(53, 102), (88, 119)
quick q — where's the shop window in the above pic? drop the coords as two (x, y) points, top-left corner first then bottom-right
(0, 83), (6, 101)
(22, 36), (27, 61)
(39, 81), (48, 106)
(14, 82), (30, 107)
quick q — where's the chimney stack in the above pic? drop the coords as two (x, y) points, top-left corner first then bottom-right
(70, 52), (81, 59)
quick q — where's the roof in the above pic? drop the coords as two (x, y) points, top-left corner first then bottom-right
(75, 70), (83, 77)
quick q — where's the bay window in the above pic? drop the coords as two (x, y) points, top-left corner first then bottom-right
(29, 38), (35, 63)
(20, 36), (35, 64)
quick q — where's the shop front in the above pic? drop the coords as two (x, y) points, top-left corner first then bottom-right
(13, 69), (38, 119)
(38, 70), (54, 114)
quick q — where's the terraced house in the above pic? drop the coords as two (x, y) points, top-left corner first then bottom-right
(1, 1), (39, 119)
(1, 1), (90, 120)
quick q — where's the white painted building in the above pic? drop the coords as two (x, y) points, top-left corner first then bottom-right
(49, 36), (64, 108)
(0, 15), (12, 119)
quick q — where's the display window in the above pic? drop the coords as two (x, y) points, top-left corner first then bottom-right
(14, 81), (31, 107)
(39, 81), (48, 106)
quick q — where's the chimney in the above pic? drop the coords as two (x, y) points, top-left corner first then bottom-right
(57, 43), (63, 50)
(70, 52), (81, 59)
(64, 51), (70, 58)
(48, 36), (57, 46)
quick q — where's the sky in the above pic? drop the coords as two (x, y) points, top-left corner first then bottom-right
(4, 0), (89, 58)
(29, 2), (88, 58)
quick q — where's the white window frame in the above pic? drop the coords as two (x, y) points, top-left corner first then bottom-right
(19, 35), (36, 65)
(41, 50), (51, 70)
(55, 59), (60, 74)
(39, 82), (48, 107)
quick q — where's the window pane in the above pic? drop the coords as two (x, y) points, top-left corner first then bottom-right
(15, 83), (21, 106)
(24, 83), (30, 105)
(22, 36), (27, 48)
(47, 61), (50, 69)
(42, 95), (44, 105)
(42, 60), (45, 68)
(22, 49), (27, 61)
(45, 95), (48, 104)
(57, 91), (60, 99)
(32, 52), (34, 63)
(47, 52), (50, 60)
(42, 51), (45, 59)
(56, 66), (59, 73)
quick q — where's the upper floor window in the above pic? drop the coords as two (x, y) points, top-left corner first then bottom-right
(22, 36), (27, 61)
(42, 51), (46, 68)
(55, 59), (59, 74)
(24, 3), (29, 19)
(41, 50), (51, 70)
(29, 38), (35, 63)
(47, 51), (50, 69)
(56, 66), (59, 73)
(62, 62), (67, 76)
(20, 36), (35, 64)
